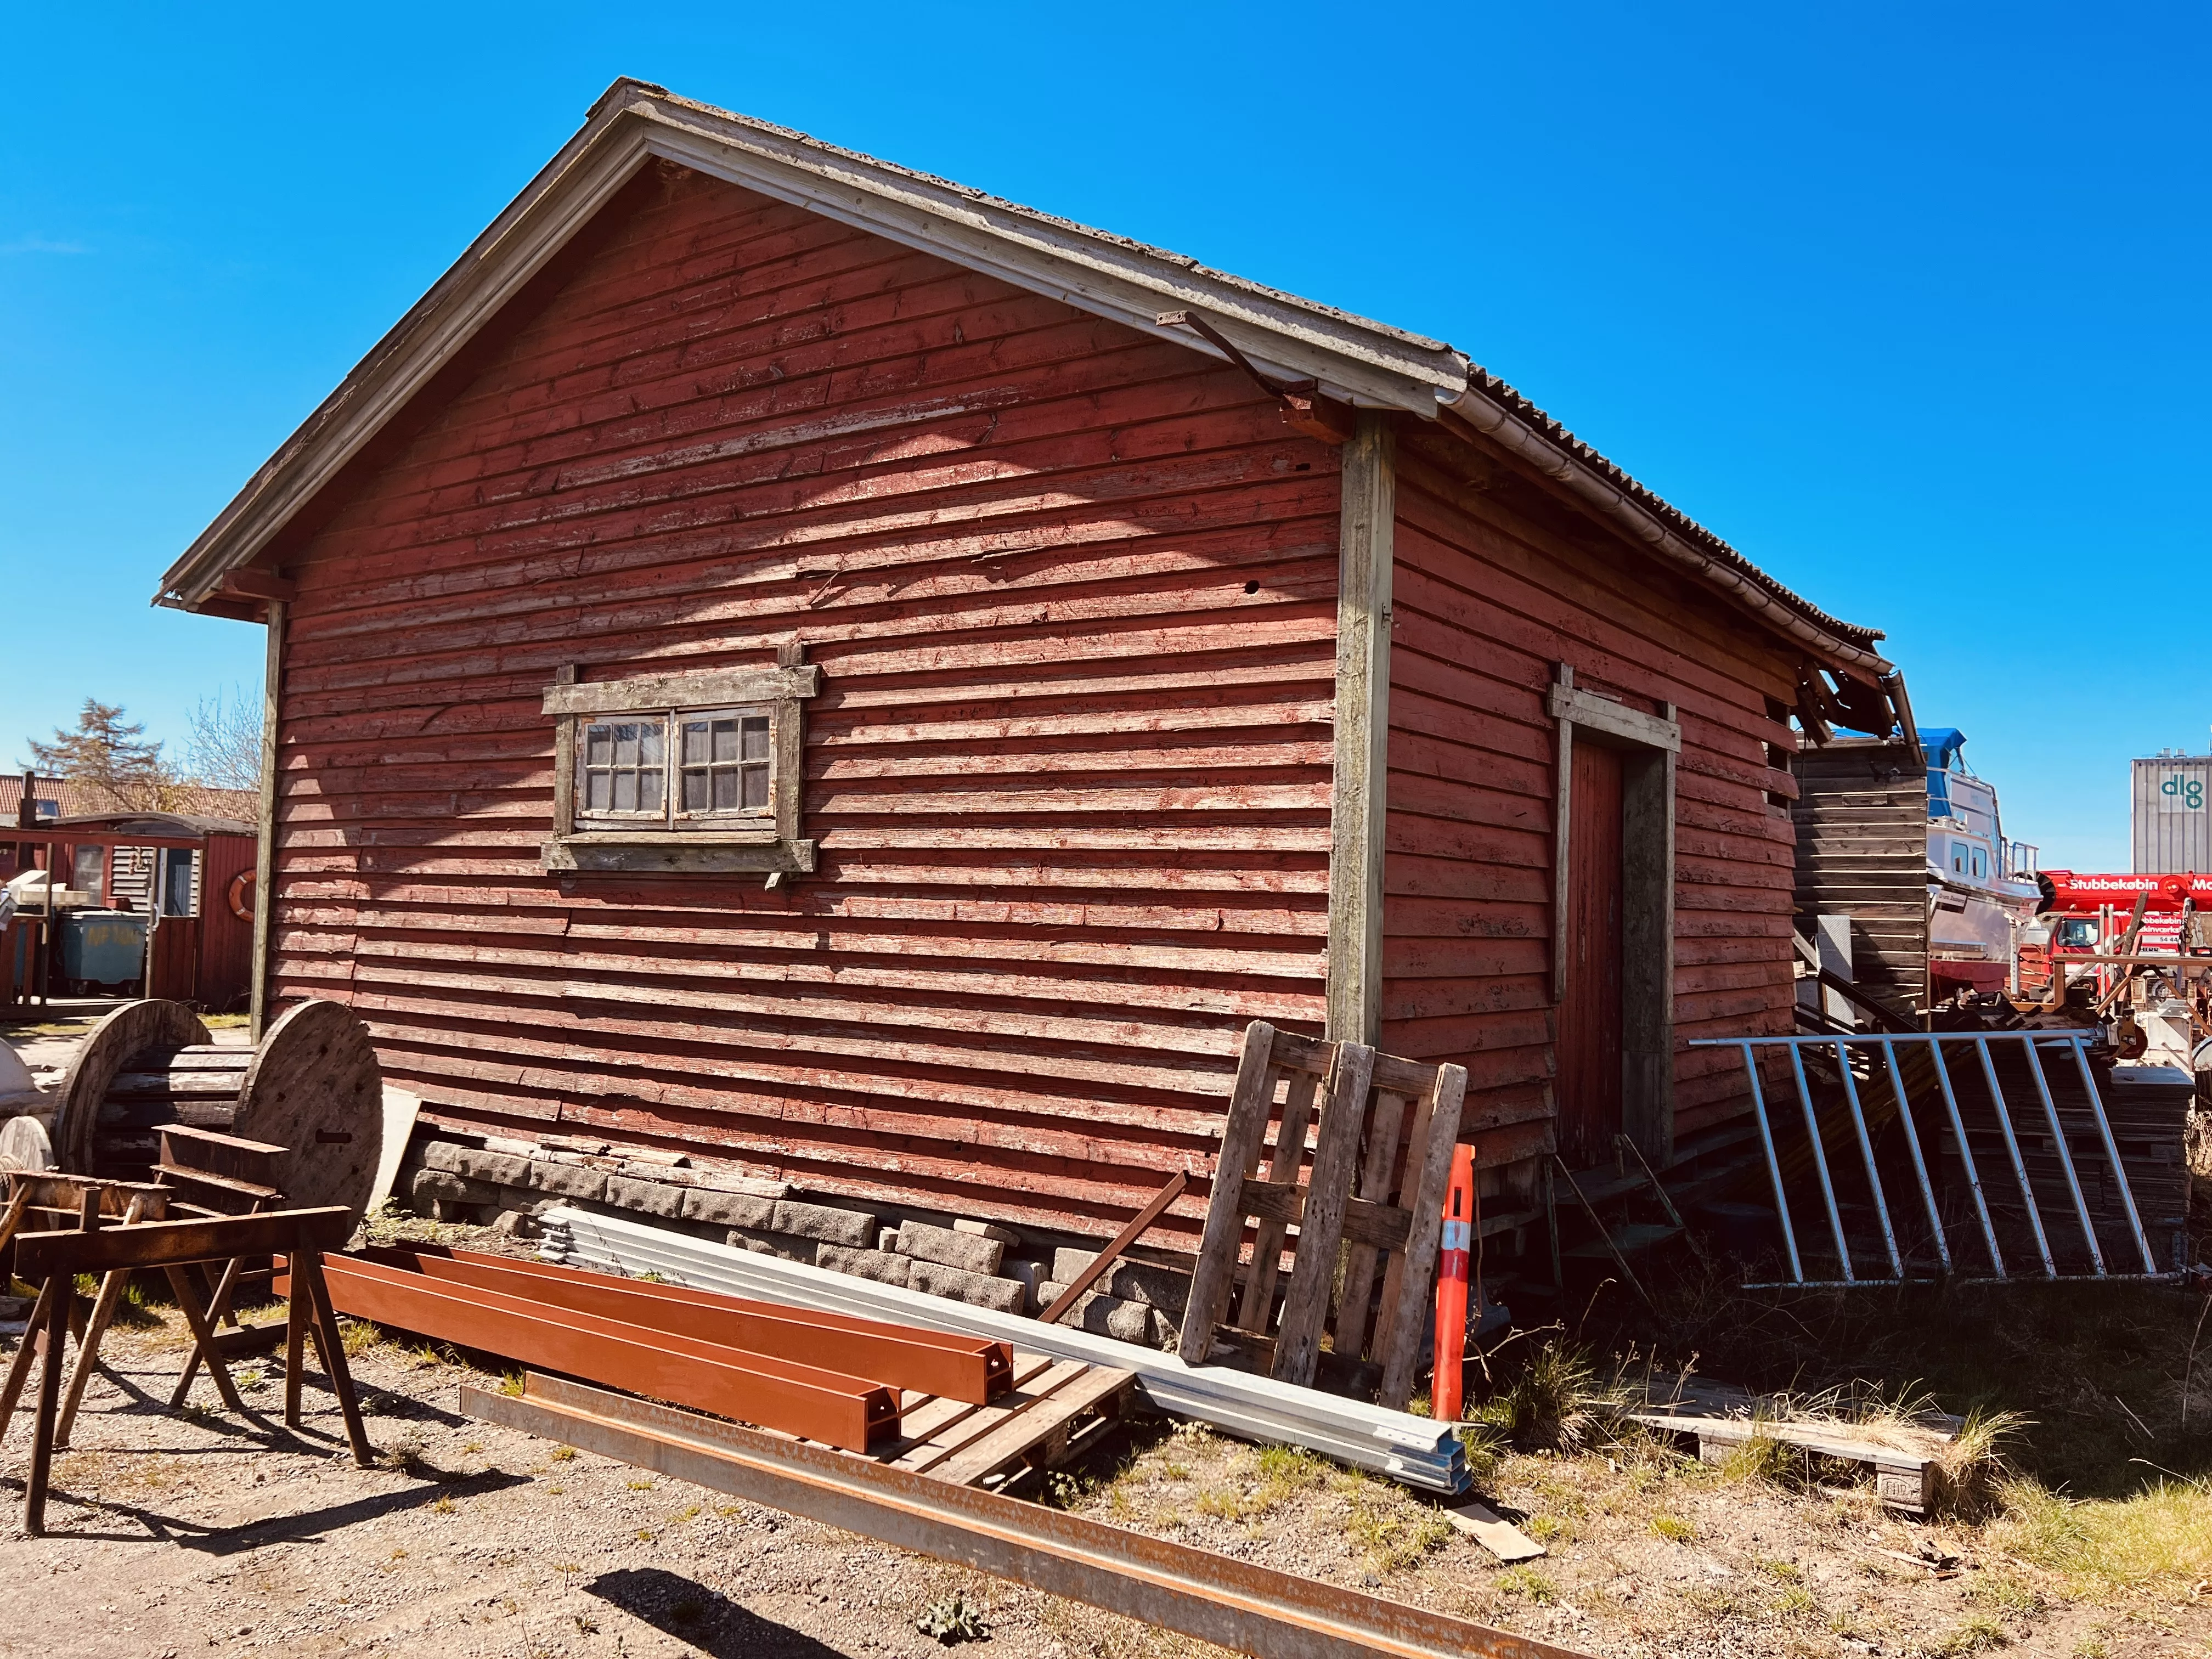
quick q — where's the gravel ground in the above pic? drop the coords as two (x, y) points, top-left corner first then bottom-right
(10, 1311), (2203, 1659)
(0, 1315), (1211, 1659)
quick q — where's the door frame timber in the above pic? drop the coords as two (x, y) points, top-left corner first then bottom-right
(1548, 665), (1679, 1164)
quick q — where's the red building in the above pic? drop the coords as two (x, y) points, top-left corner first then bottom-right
(154, 82), (1904, 1246)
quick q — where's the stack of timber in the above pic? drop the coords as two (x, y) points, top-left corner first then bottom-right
(540, 1204), (1475, 1494)
(1176, 1022), (1465, 1409)
(1791, 736), (1929, 1013)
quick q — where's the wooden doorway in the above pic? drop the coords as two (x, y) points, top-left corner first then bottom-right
(1557, 741), (1625, 1166)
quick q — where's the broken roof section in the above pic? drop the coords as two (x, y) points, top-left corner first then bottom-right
(155, 77), (1888, 674)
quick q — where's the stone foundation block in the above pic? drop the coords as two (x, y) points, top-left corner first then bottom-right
(524, 1159), (607, 1202)
(423, 1142), (534, 1188)
(895, 1220), (1005, 1277)
(816, 1244), (911, 1286)
(410, 1168), (499, 1207)
(772, 1199), (878, 1249)
(494, 1184), (560, 1217)
(1062, 1288), (1170, 1348)
(1048, 1249), (1191, 1313)
(909, 1259), (1025, 1315)
(729, 1227), (819, 1266)
(602, 1175), (687, 1220)
(1001, 1259), (1047, 1310)
(682, 1187), (779, 1231)
(953, 1218), (1020, 1245)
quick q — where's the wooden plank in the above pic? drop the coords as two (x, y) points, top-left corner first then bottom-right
(891, 1359), (1090, 1473)
(1332, 1088), (1408, 1362)
(1176, 1023), (1282, 1365)
(1233, 1069), (1317, 1331)
(1271, 1042), (1374, 1387)
(1326, 412), (1393, 1045)
(253, 597), (285, 1041)
(1237, 1180), (1411, 1252)
(925, 1366), (1135, 1487)
(1442, 1498), (1548, 1562)
(13, 1206), (354, 1278)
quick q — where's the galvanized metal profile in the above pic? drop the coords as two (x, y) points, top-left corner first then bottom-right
(1701, 1032), (2170, 1289)
(537, 1207), (1470, 1494)
(463, 1373), (1582, 1659)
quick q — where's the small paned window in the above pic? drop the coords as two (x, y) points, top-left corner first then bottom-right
(677, 710), (771, 815)
(575, 707), (771, 828)
(543, 653), (820, 879)
(579, 719), (667, 817)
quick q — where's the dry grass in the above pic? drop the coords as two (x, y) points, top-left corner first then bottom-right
(1988, 1475), (2212, 1598)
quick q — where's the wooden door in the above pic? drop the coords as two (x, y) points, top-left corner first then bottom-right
(1558, 740), (1625, 1166)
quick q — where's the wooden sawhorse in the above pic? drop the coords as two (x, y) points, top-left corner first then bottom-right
(7, 1204), (373, 1533)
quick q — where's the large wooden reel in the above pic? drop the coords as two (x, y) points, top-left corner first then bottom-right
(234, 999), (384, 1218)
(53, 1000), (216, 1178)
(52, 997), (385, 1221)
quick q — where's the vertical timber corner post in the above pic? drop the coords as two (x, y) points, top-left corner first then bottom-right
(249, 598), (286, 1042)
(1325, 412), (1396, 1045)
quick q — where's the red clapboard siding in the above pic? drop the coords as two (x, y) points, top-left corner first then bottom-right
(1379, 429), (1801, 1194)
(266, 164), (1342, 1242)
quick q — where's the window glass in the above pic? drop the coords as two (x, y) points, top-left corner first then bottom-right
(579, 719), (666, 817)
(676, 709), (771, 817)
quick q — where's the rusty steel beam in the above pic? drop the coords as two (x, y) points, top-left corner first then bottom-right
(356, 1244), (1012, 1404)
(465, 1374), (1585, 1659)
(445, 1246), (1002, 1357)
(308, 1254), (899, 1450)
(1041, 1171), (1187, 1325)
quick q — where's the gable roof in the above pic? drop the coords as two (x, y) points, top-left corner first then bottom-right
(155, 78), (1891, 675)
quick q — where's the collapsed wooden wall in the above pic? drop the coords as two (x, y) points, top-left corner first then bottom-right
(1790, 737), (1929, 1011)
(1381, 421), (1806, 1185)
(266, 164), (1344, 1244)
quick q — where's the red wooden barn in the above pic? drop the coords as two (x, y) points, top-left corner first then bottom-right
(154, 82), (1907, 1250)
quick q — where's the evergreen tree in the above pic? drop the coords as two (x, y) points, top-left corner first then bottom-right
(24, 699), (179, 810)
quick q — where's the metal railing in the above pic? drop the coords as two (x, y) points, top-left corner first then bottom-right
(1692, 1032), (2168, 1288)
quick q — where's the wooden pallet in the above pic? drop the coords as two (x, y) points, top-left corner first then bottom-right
(799, 1351), (1136, 1489)
(1178, 1022), (1466, 1409)
(1627, 1374), (1960, 1513)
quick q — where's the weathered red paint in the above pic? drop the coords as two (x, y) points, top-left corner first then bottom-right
(258, 163), (1812, 1243)
(269, 167), (1339, 1242)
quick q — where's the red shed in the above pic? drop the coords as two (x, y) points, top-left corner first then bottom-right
(154, 82), (1904, 1249)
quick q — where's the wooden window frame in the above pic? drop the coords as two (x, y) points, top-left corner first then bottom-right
(1548, 664), (1680, 1166)
(540, 651), (820, 877)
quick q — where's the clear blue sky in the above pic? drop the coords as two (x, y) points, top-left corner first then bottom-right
(2, 4), (2203, 867)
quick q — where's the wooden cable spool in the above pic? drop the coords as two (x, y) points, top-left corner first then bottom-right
(53, 998), (385, 1219)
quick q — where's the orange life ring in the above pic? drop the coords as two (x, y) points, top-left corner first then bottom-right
(227, 870), (256, 921)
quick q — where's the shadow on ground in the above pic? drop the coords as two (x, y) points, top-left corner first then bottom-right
(588, 1566), (848, 1658)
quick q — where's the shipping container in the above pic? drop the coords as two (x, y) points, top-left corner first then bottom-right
(2132, 755), (2212, 873)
